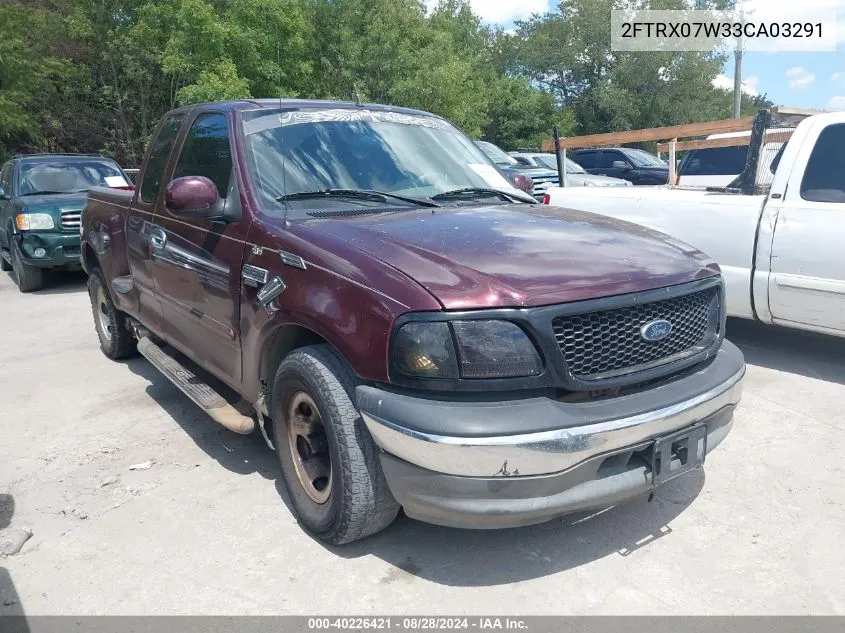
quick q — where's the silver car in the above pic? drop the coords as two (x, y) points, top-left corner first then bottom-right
(510, 152), (632, 187)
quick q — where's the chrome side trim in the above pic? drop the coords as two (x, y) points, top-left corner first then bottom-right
(362, 367), (744, 477)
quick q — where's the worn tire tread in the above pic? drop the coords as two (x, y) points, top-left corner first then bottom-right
(275, 344), (399, 544)
(11, 240), (44, 292)
(88, 268), (137, 360)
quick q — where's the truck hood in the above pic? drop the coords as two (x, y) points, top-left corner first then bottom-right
(567, 173), (631, 187)
(303, 205), (719, 309)
(500, 164), (558, 178)
(16, 192), (86, 213)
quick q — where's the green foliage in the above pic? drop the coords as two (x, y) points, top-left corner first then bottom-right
(0, 0), (773, 164)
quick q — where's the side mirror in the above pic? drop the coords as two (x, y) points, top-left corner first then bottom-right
(611, 160), (630, 170)
(164, 176), (220, 218)
(0, 186), (7, 200)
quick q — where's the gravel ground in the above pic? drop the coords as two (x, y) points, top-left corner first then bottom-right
(1, 270), (844, 615)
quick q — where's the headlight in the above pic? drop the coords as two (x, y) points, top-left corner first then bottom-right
(394, 322), (458, 379)
(393, 320), (542, 380)
(16, 213), (55, 230)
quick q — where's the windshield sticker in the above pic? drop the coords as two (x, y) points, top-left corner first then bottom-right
(104, 175), (129, 188)
(244, 109), (453, 136)
(467, 163), (516, 190)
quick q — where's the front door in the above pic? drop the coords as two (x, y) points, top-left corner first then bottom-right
(767, 122), (845, 333)
(150, 111), (249, 387)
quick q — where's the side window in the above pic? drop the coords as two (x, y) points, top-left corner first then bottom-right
(140, 114), (184, 203)
(606, 152), (627, 168)
(0, 163), (12, 195)
(682, 147), (748, 176)
(513, 156), (531, 166)
(173, 113), (232, 197)
(800, 124), (845, 203)
(573, 152), (598, 169)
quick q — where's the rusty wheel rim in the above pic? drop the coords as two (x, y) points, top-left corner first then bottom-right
(96, 286), (111, 341)
(287, 392), (332, 504)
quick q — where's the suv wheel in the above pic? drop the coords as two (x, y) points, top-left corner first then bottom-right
(272, 344), (399, 544)
(10, 240), (44, 292)
(88, 269), (137, 359)
(0, 249), (11, 272)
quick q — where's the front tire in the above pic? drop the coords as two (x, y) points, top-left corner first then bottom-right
(88, 269), (137, 359)
(1, 249), (11, 272)
(10, 240), (43, 292)
(272, 345), (399, 544)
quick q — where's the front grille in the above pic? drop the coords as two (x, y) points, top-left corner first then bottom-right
(531, 175), (559, 197)
(553, 286), (719, 380)
(60, 209), (81, 230)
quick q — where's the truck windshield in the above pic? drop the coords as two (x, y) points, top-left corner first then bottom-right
(535, 155), (585, 173)
(622, 149), (666, 167)
(242, 108), (529, 217)
(19, 160), (126, 196)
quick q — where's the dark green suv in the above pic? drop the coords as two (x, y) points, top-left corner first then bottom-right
(0, 154), (131, 292)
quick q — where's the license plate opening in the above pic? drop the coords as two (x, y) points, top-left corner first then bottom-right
(652, 424), (707, 486)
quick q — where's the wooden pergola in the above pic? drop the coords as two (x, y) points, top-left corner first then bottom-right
(540, 107), (822, 186)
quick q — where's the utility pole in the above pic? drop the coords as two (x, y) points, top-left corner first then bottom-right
(732, 36), (743, 118)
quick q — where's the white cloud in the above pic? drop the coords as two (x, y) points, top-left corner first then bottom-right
(786, 66), (816, 90)
(832, 72), (845, 83)
(827, 96), (845, 111)
(736, 0), (845, 45)
(712, 73), (760, 97)
(424, 0), (550, 25)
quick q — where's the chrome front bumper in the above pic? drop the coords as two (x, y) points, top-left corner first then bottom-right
(361, 360), (744, 479)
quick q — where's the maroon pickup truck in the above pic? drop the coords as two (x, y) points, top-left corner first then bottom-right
(81, 99), (745, 544)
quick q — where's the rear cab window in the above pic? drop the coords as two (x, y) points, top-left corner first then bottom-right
(140, 114), (185, 203)
(800, 123), (845, 203)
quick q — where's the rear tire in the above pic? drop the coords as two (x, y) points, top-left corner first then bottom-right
(10, 240), (44, 292)
(272, 344), (399, 544)
(88, 268), (137, 359)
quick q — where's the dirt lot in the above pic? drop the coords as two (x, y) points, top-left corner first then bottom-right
(1, 270), (844, 615)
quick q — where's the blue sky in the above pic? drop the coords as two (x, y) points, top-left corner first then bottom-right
(453, 0), (845, 111)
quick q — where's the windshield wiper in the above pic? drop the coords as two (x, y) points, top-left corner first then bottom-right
(431, 187), (536, 204)
(276, 188), (439, 208)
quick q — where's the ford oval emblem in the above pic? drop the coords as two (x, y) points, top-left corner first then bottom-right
(641, 319), (673, 341)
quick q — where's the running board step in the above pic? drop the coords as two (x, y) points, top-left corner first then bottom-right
(137, 337), (255, 435)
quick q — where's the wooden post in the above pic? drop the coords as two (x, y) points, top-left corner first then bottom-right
(553, 126), (565, 188)
(668, 138), (677, 187)
(562, 147), (568, 188)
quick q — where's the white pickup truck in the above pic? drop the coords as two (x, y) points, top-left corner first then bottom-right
(544, 111), (845, 338)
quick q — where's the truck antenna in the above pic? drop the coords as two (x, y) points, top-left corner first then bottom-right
(277, 40), (289, 218)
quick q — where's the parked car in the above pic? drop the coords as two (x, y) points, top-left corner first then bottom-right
(474, 140), (559, 199)
(81, 99), (744, 544)
(545, 111), (845, 337)
(510, 152), (632, 187)
(568, 147), (669, 186)
(0, 153), (132, 292)
(676, 132), (784, 188)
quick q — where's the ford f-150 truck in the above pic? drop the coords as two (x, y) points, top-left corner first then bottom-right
(81, 99), (745, 544)
(544, 111), (845, 338)
(0, 153), (132, 291)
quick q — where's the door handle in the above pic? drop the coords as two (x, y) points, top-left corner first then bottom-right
(149, 228), (167, 250)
